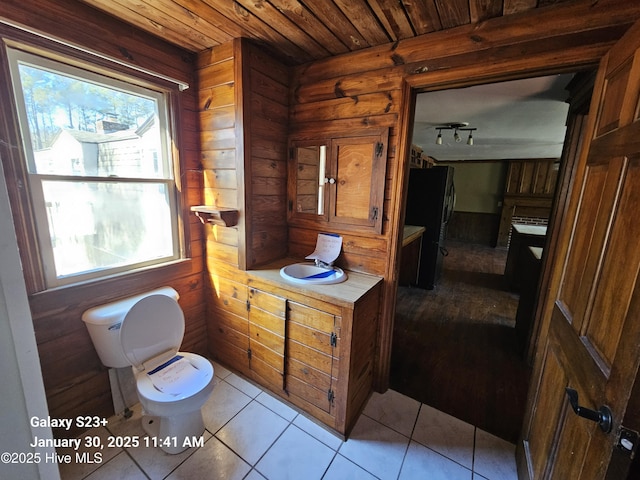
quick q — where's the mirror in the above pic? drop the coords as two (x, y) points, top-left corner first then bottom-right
(295, 145), (327, 215)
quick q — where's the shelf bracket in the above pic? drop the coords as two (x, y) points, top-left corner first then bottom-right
(190, 205), (239, 227)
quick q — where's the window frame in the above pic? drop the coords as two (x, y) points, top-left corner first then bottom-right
(4, 44), (186, 289)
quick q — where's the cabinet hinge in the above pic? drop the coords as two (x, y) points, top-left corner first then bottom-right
(247, 348), (252, 359)
(246, 300), (251, 312)
(330, 332), (337, 347)
(327, 389), (335, 404)
(375, 141), (383, 157)
(288, 199), (293, 212)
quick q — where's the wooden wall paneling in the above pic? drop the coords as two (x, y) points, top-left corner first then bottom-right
(290, 3), (638, 393)
(288, 227), (388, 276)
(46, 371), (113, 438)
(197, 40), (242, 318)
(236, 39), (251, 271)
(290, 91), (401, 124)
(0, 4), (206, 428)
(3, 0), (637, 435)
(447, 211), (502, 246)
(497, 159), (558, 246)
(243, 41), (290, 269)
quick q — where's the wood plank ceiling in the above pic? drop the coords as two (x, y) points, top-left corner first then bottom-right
(77, 0), (573, 66)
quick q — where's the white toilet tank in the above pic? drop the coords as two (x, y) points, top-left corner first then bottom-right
(82, 287), (180, 368)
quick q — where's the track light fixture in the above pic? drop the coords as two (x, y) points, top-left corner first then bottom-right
(434, 122), (477, 145)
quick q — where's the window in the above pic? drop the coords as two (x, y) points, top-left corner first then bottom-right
(7, 47), (182, 287)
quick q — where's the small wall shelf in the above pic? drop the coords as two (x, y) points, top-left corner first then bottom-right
(190, 206), (239, 227)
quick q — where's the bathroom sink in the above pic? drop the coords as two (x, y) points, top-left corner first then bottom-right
(279, 263), (347, 285)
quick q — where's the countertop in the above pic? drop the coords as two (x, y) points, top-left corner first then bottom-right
(512, 224), (547, 236)
(403, 225), (426, 246)
(246, 257), (383, 307)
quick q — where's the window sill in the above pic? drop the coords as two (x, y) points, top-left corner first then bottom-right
(28, 257), (199, 316)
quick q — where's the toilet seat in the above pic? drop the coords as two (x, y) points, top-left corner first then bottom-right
(136, 352), (214, 402)
(120, 294), (184, 371)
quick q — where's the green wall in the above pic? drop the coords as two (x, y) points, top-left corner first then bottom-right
(440, 161), (508, 214)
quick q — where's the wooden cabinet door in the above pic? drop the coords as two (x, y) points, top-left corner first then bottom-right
(288, 129), (388, 234)
(329, 129), (388, 233)
(518, 20), (640, 480)
(248, 287), (286, 391)
(285, 301), (340, 415)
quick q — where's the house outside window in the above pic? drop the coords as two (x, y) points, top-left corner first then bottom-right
(7, 47), (182, 288)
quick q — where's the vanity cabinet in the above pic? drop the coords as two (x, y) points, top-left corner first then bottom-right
(288, 128), (388, 234)
(208, 260), (382, 437)
(207, 280), (287, 393)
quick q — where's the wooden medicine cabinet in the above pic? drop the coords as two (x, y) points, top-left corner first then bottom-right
(288, 128), (388, 234)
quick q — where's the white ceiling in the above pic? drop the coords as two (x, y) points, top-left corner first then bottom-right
(411, 74), (575, 161)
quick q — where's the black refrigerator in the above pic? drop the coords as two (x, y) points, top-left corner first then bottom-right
(404, 166), (455, 289)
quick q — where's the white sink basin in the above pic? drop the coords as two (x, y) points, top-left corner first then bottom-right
(279, 263), (347, 285)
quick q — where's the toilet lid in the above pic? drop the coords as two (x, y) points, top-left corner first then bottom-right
(120, 294), (184, 370)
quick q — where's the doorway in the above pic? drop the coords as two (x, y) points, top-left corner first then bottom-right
(390, 72), (590, 443)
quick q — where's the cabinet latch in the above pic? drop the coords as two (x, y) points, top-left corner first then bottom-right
(371, 207), (378, 221)
(375, 141), (383, 157)
(330, 332), (337, 347)
(617, 426), (639, 459)
(247, 348), (252, 360)
(327, 389), (335, 404)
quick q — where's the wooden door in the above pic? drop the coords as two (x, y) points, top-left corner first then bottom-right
(328, 129), (388, 233)
(285, 301), (339, 416)
(519, 20), (640, 479)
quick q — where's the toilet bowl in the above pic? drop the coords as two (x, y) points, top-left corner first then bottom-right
(82, 287), (215, 454)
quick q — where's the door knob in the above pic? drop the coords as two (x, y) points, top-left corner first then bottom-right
(565, 388), (613, 433)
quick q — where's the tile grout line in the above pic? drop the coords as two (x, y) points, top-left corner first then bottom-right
(393, 401), (424, 480)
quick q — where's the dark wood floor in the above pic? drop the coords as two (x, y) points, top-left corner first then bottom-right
(390, 240), (531, 443)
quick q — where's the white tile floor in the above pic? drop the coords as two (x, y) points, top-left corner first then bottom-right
(59, 361), (518, 480)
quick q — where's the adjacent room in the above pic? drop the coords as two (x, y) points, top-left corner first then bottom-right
(2, 2), (640, 480)
(392, 74), (579, 443)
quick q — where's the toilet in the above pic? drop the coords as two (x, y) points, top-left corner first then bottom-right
(81, 286), (215, 454)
